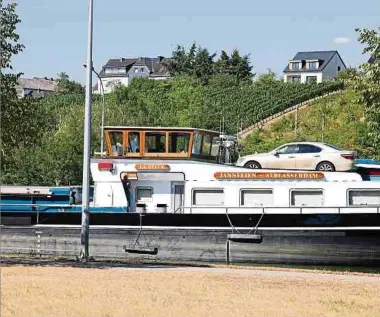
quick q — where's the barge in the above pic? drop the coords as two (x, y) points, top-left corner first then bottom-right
(1, 126), (380, 264)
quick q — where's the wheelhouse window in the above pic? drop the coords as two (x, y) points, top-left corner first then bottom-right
(240, 189), (273, 207)
(201, 134), (212, 156)
(211, 138), (220, 156)
(145, 132), (166, 153)
(348, 189), (380, 206)
(109, 131), (124, 156)
(192, 132), (218, 158)
(192, 133), (202, 155)
(127, 131), (140, 153)
(290, 189), (324, 207)
(192, 189), (224, 206)
(169, 132), (190, 153)
(136, 187), (153, 202)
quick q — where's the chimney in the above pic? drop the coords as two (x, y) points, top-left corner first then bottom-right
(158, 56), (164, 62)
(120, 57), (125, 62)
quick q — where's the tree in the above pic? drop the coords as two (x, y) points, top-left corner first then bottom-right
(56, 72), (84, 94)
(1, 1), (26, 151)
(0, 1), (24, 92)
(163, 44), (254, 83)
(337, 67), (359, 85)
(352, 27), (380, 158)
(226, 49), (254, 82)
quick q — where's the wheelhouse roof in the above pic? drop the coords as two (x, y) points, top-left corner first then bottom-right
(104, 126), (220, 134)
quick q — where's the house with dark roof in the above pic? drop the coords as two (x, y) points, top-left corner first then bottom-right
(16, 77), (57, 98)
(283, 51), (346, 83)
(96, 56), (170, 94)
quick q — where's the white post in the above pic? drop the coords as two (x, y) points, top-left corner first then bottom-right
(80, 0), (93, 261)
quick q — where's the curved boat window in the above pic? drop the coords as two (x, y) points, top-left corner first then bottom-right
(290, 189), (324, 207)
(109, 131), (124, 156)
(145, 132), (166, 153)
(169, 132), (190, 153)
(128, 132), (140, 153)
(192, 189), (224, 206)
(241, 189), (273, 206)
(136, 186), (153, 202)
(348, 189), (380, 206)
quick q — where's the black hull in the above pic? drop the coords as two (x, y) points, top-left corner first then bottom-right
(1, 226), (380, 266)
(2, 212), (380, 228)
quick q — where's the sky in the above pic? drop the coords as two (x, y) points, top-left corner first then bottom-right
(11, 0), (380, 83)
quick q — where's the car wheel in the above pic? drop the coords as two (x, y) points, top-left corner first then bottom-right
(316, 161), (335, 172)
(244, 161), (262, 169)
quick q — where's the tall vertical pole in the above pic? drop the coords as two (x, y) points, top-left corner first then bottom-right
(294, 105), (299, 139)
(80, 0), (93, 261)
(100, 79), (105, 153)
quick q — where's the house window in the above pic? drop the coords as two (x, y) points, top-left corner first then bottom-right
(145, 132), (166, 153)
(306, 76), (317, 83)
(134, 68), (139, 73)
(290, 62), (300, 70)
(309, 62), (317, 70)
(337, 66), (341, 72)
(240, 189), (273, 207)
(290, 189), (324, 207)
(288, 76), (301, 83)
(169, 132), (190, 153)
(136, 187), (153, 202)
(348, 189), (380, 206)
(192, 189), (224, 206)
(140, 67), (145, 72)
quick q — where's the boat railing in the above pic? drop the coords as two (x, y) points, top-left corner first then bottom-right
(175, 206), (380, 215)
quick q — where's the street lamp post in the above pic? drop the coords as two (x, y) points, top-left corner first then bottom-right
(83, 64), (105, 153)
(80, 0), (93, 261)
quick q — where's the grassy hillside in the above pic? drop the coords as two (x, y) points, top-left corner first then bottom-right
(242, 89), (372, 158)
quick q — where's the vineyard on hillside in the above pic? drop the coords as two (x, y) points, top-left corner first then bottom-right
(202, 80), (344, 133)
(242, 89), (371, 158)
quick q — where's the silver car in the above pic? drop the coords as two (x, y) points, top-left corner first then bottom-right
(235, 142), (356, 171)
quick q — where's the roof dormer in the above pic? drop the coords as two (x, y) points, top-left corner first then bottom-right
(305, 59), (320, 70)
(289, 60), (302, 71)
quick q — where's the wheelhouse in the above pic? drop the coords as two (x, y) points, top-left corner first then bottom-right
(103, 126), (221, 161)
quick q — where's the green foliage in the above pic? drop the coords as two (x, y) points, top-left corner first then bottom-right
(243, 89), (371, 157)
(351, 27), (380, 159)
(56, 72), (84, 94)
(163, 43), (254, 83)
(0, 1), (53, 183)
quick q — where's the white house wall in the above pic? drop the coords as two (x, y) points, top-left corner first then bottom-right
(283, 73), (322, 83)
(98, 77), (129, 94)
(300, 72), (323, 83)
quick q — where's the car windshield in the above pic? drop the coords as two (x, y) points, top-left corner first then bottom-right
(325, 144), (342, 151)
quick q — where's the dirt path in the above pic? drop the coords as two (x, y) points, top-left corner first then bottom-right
(2, 263), (380, 317)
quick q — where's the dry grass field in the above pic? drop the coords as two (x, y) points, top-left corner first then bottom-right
(1, 263), (380, 317)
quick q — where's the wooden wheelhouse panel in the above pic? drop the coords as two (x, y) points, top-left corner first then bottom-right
(103, 126), (219, 161)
